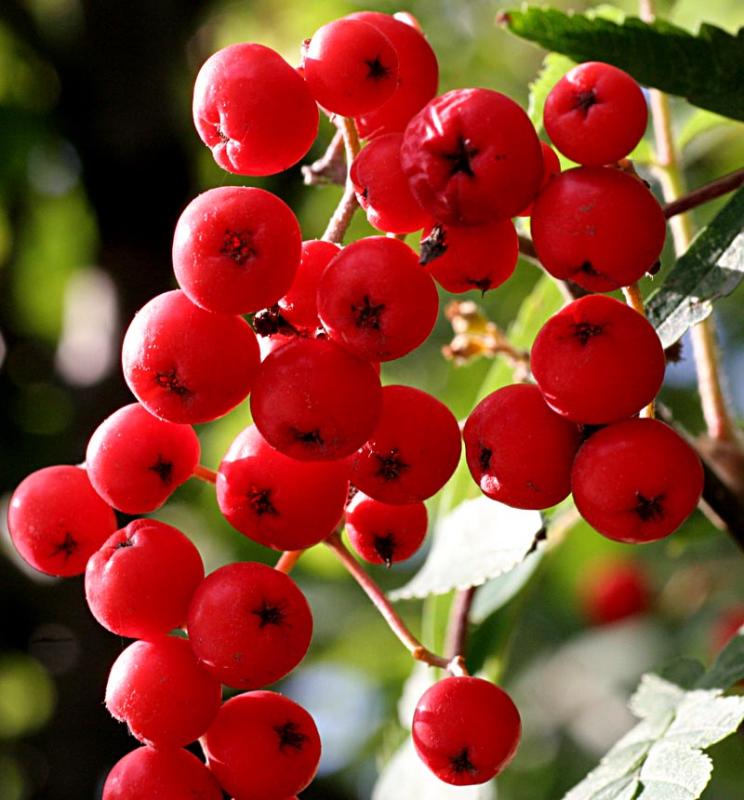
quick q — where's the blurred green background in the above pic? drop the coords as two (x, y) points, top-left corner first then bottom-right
(1, 0), (744, 798)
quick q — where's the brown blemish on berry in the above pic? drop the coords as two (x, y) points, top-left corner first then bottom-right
(374, 449), (409, 481)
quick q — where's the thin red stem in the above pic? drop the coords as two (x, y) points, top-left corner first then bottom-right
(275, 549), (304, 574)
(192, 464), (217, 484)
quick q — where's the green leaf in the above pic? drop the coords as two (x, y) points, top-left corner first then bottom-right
(501, 7), (744, 121)
(563, 637), (744, 800)
(469, 550), (544, 623)
(645, 185), (744, 347)
(528, 51), (576, 132)
(677, 109), (739, 151)
(389, 497), (544, 601)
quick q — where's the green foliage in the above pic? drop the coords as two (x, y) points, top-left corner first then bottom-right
(527, 52), (576, 133)
(502, 7), (744, 121)
(646, 185), (744, 347)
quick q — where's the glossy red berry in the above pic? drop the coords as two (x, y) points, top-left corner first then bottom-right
(217, 425), (348, 550)
(346, 493), (427, 566)
(85, 519), (204, 640)
(351, 385), (461, 505)
(531, 295), (666, 424)
(580, 560), (652, 626)
(172, 187), (301, 315)
(8, 465), (117, 577)
(317, 236), (438, 362)
(193, 43), (319, 176)
(250, 337), (382, 461)
(187, 562), (312, 690)
(350, 134), (432, 234)
(350, 12), (438, 139)
(572, 418), (703, 543)
(518, 141), (561, 217)
(401, 88), (543, 225)
(105, 636), (221, 748)
(102, 746), (222, 800)
(202, 691), (321, 800)
(278, 240), (341, 331)
(86, 403), (200, 514)
(413, 676), (521, 786)
(544, 62), (648, 166)
(464, 384), (581, 510)
(303, 18), (398, 117)
(531, 166), (666, 292)
(122, 290), (260, 424)
(419, 218), (518, 294)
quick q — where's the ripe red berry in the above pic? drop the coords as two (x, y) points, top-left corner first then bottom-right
(518, 141), (561, 217)
(102, 746), (222, 800)
(419, 218), (518, 294)
(351, 385), (461, 504)
(278, 240), (341, 331)
(193, 43), (318, 176)
(8, 465), (117, 577)
(187, 562), (312, 690)
(85, 519), (204, 640)
(531, 295), (666, 424)
(250, 337), (382, 461)
(463, 384), (581, 510)
(217, 425), (349, 550)
(580, 559), (652, 626)
(303, 18), (398, 117)
(105, 636), (221, 748)
(531, 166), (666, 292)
(572, 418), (704, 543)
(122, 290), (260, 424)
(349, 12), (439, 139)
(400, 88), (543, 225)
(346, 492), (427, 566)
(544, 62), (648, 166)
(201, 691), (321, 800)
(350, 134), (432, 234)
(317, 237), (438, 362)
(412, 676), (521, 786)
(86, 403), (200, 514)
(172, 187), (301, 315)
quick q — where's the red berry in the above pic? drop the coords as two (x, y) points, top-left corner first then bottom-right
(711, 606), (744, 655)
(572, 418), (704, 543)
(122, 290), (260, 424)
(544, 62), (648, 166)
(350, 12), (439, 139)
(102, 746), (222, 800)
(250, 337), (382, 461)
(278, 240), (341, 331)
(350, 134), (432, 234)
(317, 237), (438, 362)
(172, 187), (301, 315)
(217, 425), (349, 550)
(193, 43), (318, 176)
(86, 403), (200, 514)
(85, 519), (204, 640)
(187, 562), (312, 690)
(531, 295), (666, 424)
(8, 465), (117, 577)
(105, 636), (221, 748)
(400, 88), (543, 225)
(346, 492), (427, 566)
(351, 385), (461, 504)
(201, 691), (321, 800)
(303, 18), (398, 117)
(412, 676), (521, 786)
(531, 166), (666, 292)
(580, 559), (652, 626)
(463, 384), (581, 510)
(419, 218), (518, 294)
(518, 141), (561, 217)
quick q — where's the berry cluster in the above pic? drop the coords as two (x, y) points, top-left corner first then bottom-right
(7, 10), (706, 796)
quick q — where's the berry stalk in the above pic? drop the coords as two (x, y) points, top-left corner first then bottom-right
(322, 117), (362, 244)
(275, 549), (304, 574)
(193, 464), (218, 484)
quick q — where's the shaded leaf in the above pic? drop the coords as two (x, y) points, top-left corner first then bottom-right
(527, 51), (575, 132)
(501, 7), (744, 121)
(677, 109), (739, 151)
(645, 185), (744, 347)
(470, 550), (544, 624)
(696, 627), (744, 689)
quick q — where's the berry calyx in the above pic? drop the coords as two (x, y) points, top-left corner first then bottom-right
(8, 465), (117, 577)
(463, 384), (582, 509)
(571, 418), (704, 543)
(187, 562), (313, 690)
(412, 676), (521, 786)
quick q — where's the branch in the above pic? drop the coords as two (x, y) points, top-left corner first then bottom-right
(325, 531), (469, 676)
(663, 167), (744, 220)
(444, 587), (477, 661)
(301, 129), (346, 186)
(322, 117), (362, 244)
